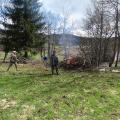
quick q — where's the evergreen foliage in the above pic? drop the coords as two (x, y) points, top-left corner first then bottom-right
(0, 0), (45, 57)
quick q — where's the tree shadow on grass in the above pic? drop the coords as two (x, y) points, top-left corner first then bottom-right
(0, 70), (81, 96)
(0, 72), (53, 78)
(40, 78), (79, 95)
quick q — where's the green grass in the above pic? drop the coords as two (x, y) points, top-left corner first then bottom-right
(0, 63), (120, 120)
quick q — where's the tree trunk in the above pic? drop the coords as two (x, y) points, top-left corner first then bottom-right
(48, 39), (51, 60)
(98, 2), (103, 67)
(24, 51), (28, 58)
(103, 38), (109, 62)
(3, 52), (8, 63)
(43, 48), (46, 57)
(40, 48), (43, 58)
(115, 37), (120, 67)
(98, 38), (102, 66)
(109, 3), (119, 67)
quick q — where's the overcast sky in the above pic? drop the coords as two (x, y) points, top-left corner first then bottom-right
(42, 0), (91, 19)
(0, 0), (92, 36)
(41, 0), (92, 35)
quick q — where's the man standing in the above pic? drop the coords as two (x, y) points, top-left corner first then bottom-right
(50, 51), (59, 75)
(7, 51), (18, 71)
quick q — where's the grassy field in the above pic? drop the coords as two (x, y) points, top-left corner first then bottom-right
(0, 62), (120, 120)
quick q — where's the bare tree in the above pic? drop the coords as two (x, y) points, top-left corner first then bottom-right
(83, 0), (114, 67)
(44, 11), (61, 60)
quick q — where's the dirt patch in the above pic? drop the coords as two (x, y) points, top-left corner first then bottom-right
(108, 89), (118, 96)
(18, 104), (35, 120)
(0, 99), (17, 110)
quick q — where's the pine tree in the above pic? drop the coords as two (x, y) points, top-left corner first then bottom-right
(0, 0), (25, 61)
(0, 0), (45, 59)
(22, 0), (46, 57)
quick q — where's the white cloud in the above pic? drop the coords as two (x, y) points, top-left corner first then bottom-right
(41, 0), (91, 16)
(73, 29), (87, 36)
(41, 0), (91, 36)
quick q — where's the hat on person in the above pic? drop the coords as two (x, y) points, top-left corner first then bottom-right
(12, 51), (17, 54)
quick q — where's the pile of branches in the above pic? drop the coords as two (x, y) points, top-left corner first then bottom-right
(60, 46), (93, 70)
(60, 56), (92, 70)
(17, 56), (28, 64)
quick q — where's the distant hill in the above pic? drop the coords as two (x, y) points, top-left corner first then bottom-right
(0, 33), (90, 49)
(48, 34), (90, 46)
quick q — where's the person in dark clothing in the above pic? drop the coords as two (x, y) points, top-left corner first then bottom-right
(51, 51), (59, 75)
